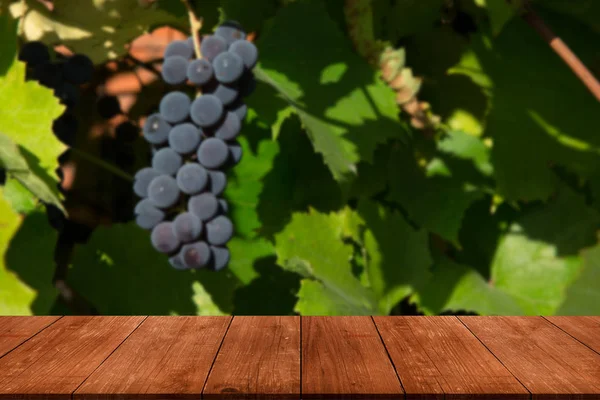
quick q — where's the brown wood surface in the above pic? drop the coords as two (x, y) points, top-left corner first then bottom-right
(75, 316), (231, 399)
(0, 316), (144, 400)
(302, 316), (403, 399)
(0, 316), (60, 358)
(374, 316), (530, 399)
(203, 316), (300, 399)
(460, 316), (600, 399)
(545, 316), (600, 355)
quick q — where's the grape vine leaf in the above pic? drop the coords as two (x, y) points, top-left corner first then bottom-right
(358, 200), (432, 314)
(557, 241), (600, 315)
(372, 0), (445, 41)
(474, 0), (522, 36)
(11, 0), (182, 64)
(254, 0), (408, 183)
(437, 130), (493, 177)
(449, 13), (600, 201)
(274, 209), (378, 315)
(387, 143), (484, 245)
(69, 223), (240, 315)
(0, 191), (38, 315)
(411, 254), (524, 315)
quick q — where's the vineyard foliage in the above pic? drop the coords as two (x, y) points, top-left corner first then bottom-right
(0, 0), (599, 316)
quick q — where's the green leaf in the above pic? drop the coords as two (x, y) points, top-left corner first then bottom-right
(450, 14), (600, 201)
(438, 130), (493, 176)
(474, 0), (522, 36)
(220, 0), (280, 33)
(69, 222), (240, 315)
(490, 185), (600, 315)
(557, 242), (600, 315)
(274, 209), (377, 315)
(255, 0), (407, 182)
(387, 144), (484, 245)
(412, 255), (524, 315)
(372, 0), (445, 41)
(11, 0), (182, 64)
(2, 177), (38, 214)
(535, 0), (600, 35)
(358, 200), (432, 314)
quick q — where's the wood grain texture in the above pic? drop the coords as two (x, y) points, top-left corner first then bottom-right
(460, 316), (600, 399)
(74, 316), (231, 400)
(0, 316), (60, 358)
(0, 316), (145, 400)
(302, 316), (403, 399)
(203, 316), (300, 400)
(545, 316), (600, 355)
(374, 316), (529, 399)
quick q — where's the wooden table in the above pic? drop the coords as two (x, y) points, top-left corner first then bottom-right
(0, 316), (599, 399)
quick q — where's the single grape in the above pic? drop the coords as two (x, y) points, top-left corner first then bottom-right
(32, 62), (62, 88)
(206, 215), (234, 245)
(229, 142), (243, 165)
(63, 54), (94, 85)
(97, 95), (122, 119)
(212, 51), (244, 84)
(197, 138), (229, 169)
(159, 91), (191, 123)
(212, 83), (239, 106)
(229, 39), (258, 69)
(134, 199), (165, 230)
(52, 111), (78, 146)
(218, 199), (229, 214)
(19, 41), (50, 67)
(151, 222), (180, 254)
(169, 253), (188, 270)
(229, 99), (248, 121)
(133, 167), (161, 198)
(187, 59), (213, 86)
(176, 163), (208, 194)
(143, 113), (171, 144)
(115, 121), (139, 142)
(215, 21), (246, 46)
(214, 111), (241, 141)
(152, 147), (182, 176)
(168, 123), (201, 154)
(209, 246), (230, 271)
(164, 40), (193, 59)
(207, 170), (227, 196)
(180, 241), (211, 269)
(190, 94), (223, 127)
(172, 212), (202, 243)
(188, 192), (219, 221)
(54, 82), (80, 107)
(147, 175), (180, 208)
(200, 35), (228, 62)
(161, 55), (189, 85)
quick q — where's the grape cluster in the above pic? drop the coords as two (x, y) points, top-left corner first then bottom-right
(133, 21), (257, 271)
(19, 41), (94, 146)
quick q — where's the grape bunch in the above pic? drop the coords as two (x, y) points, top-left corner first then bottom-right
(133, 21), (258, 271)
(19, 41), (94, 146)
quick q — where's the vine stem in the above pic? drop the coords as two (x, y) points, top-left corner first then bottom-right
(522, 3), (600, 102)
(181, 0), (203, 60)
(70, 148), (133, 182)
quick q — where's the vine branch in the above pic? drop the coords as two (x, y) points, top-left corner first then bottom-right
(522, 3), (600, 102)
(181, 0), (203, 59)
(71, 148), (133, 182)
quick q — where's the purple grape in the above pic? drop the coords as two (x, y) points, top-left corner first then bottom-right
(188, 192), (219, 221)
(159, 91), (190, 123)
(229, 142), (243, 165)
(206, 215), (234, 245)
(161, 55), (189, 85)
(197, 138), (229, 169)
(176, 163), (208, 194)
(151, 222), (180, 254)
(229, 39), (258, 69)
(173, 212), (202, 243)
(180, 241), (211, 269)
(187, 59), (213, 86)
(164, 40), (193, 59)
(147, 175), (180, 208)
(218, 199), (229, 213)
(19, 41), (50, 67)
(215, 21), (246, 46)
(143, 113), (171, 144)
(152, 147), (182, 176)
(210, 246), (230, 271)
(214, 111), (241, 140)
(190, 94), (223, 127)
(207, 169), (227, 196)
(212, 52), (244, 84)
(134, 199), (165, 230)
(200, 35), (228, 62)
(169, 254), (188, 270)
(230, 100), (247, 121)
(133, 167), (161, 198)
(63, 54), (94, 85)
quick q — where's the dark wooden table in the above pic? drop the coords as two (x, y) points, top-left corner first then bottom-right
(0, 316), (599, 399)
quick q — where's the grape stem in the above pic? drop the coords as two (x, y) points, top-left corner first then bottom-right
(70, 148), (134, 182)
(523, 2), (600, 102)
(181, 0), (203, 60)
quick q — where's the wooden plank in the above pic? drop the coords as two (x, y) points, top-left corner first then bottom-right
(74, 316), (231, 400)
(0, 316), (145, 400)
(0, 316), (60, 358)
(460, 316), (600, 399)
(545, 316), (600, 355)
(374, 316), (529, 399)
(203, 316), (300, 400)
(302, 316), (403, 399)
